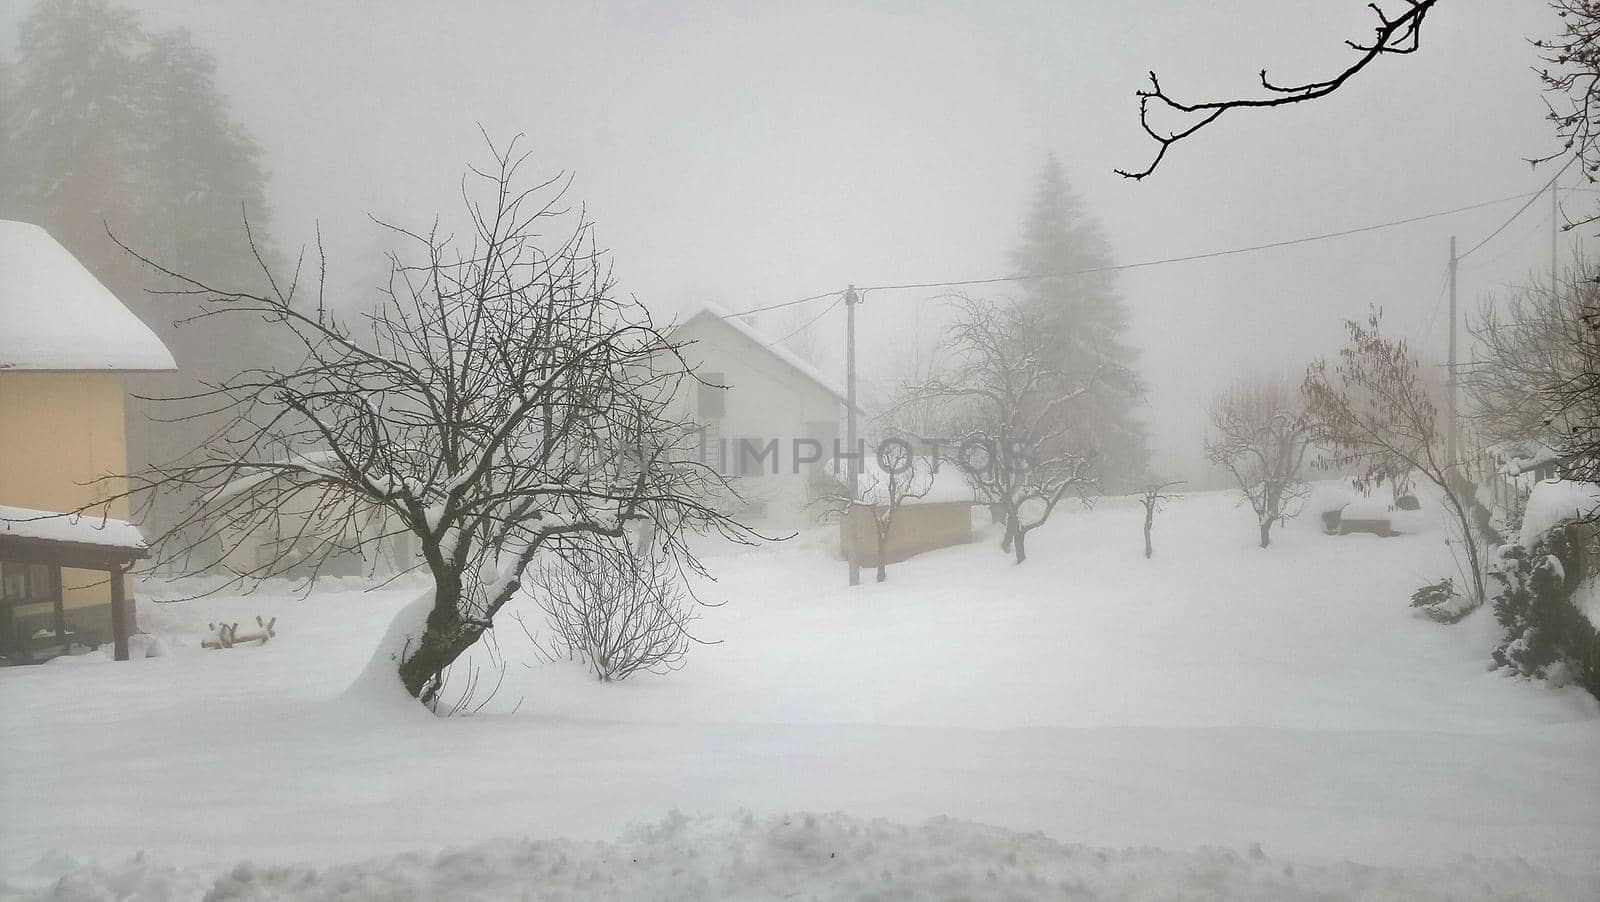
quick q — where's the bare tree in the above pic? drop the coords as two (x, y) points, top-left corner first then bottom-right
(863, 440), (935, 582)
(909, 295), (1096, 564)
(1464, 257), (1598, 449)
(1304, 309), (1487, 607)
(1534, 1), (1600, 218)
(529, 540), (705, 682)
(107, 136), (754, 707)
(1119, 1), (1439, 180)
(1205, 375), (1313, 549)
(1466, 256), (1600, 488)
(814, 436), (934, 582)
(1138, 479), (1185, 559)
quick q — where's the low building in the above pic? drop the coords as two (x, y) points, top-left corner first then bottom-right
(837, 462), (979, 568)
(0, 220), (177, 662)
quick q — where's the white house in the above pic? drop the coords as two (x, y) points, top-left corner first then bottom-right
(668, 305), (848, 521)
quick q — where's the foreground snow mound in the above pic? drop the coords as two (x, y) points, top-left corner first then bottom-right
(18, 811), (1593, 902)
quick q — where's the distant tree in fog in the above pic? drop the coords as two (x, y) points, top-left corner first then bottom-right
(1010, 156), (1148, 493)
(0, 0), (287, 524)
(1466, 255), (1600, 481)
(1205, 374), (1312, 549)
(1138, 479), (1184, 559)
(909, 294), (1096, 564)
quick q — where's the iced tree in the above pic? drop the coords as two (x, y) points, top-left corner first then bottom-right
(108, 137), (754, 706)
(910, 295), (1096, 564)
(1205, 374), (1312, 549)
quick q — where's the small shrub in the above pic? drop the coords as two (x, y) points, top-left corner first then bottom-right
(1410, 577), (1474, 624)
(532, 543), (704, 682)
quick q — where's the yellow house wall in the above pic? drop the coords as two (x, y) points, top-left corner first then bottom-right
(0, 371), (133, 623)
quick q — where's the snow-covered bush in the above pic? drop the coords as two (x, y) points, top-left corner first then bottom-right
(1489, 524), (1600, 700)
(1410, 578), (1473, 624)
(532, 544), (703, 682)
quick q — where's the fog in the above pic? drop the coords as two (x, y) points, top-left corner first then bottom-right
(11, 4), (1600, 892)
(3, 1), (1586, 485)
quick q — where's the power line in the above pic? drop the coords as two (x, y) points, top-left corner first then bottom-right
(718, 187), (1546, 319)
(860, 190), (1549, 294)
(718, 289), (842, 320)
(768, 293), (844, 348)
(1458, 156), (1577, 260)
(1417, 261), (1453, 343)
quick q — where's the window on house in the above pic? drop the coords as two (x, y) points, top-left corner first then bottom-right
(698, 372), (727, 420)
(0, 561), (55, 604)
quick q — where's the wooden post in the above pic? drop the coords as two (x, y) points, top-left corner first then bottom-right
(49, 565), (66, 648)
(109, 564), (129, 662)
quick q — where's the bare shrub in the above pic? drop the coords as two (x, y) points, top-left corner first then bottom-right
(531, 543), (706, 682)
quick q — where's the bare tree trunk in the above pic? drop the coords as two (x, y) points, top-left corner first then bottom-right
(397, 573), (478, 703)
(1143, 509), (1154, 558)
(1013, 527), (1027, 564)
(875, 523), (889, 583)
(1258, 519), (1272, 549)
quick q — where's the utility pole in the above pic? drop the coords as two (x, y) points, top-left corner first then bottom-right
(1552, 176), (1561, 295)
(844, 284), (862, 587)
(1447, 235), (1458, 466)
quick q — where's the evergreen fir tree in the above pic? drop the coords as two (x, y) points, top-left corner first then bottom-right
(1008, 156), (1149, 490)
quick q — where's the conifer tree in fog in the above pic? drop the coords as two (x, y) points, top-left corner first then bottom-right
(1009, 157), (1149, 491)
(0, 0), (285, 525)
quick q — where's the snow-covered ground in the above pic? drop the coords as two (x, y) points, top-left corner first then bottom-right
(2, 488), (1598, 899)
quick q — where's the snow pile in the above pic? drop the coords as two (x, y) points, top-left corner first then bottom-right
(0, 220), (176, 372)
(13, 810), (1594, 902)
(1489, 439), (1561, 477)
(0, 505), (146, 549)
(1518, 478), (1600, 546)
(339, 589), (438, 718)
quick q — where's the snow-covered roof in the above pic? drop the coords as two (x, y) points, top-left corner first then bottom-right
(828, 457), (978, 506)
(0, 220), (177, 372)
(1519, 478), (1600, 546)
(677, 304), (847, 403)
(0, 505), (147, 550)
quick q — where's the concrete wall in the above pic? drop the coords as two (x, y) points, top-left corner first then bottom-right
(0, 371), (133, 633)
(840, 501), (975, 568)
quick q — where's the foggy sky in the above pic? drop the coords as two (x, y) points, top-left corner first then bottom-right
(3, 0), (1588, 484)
